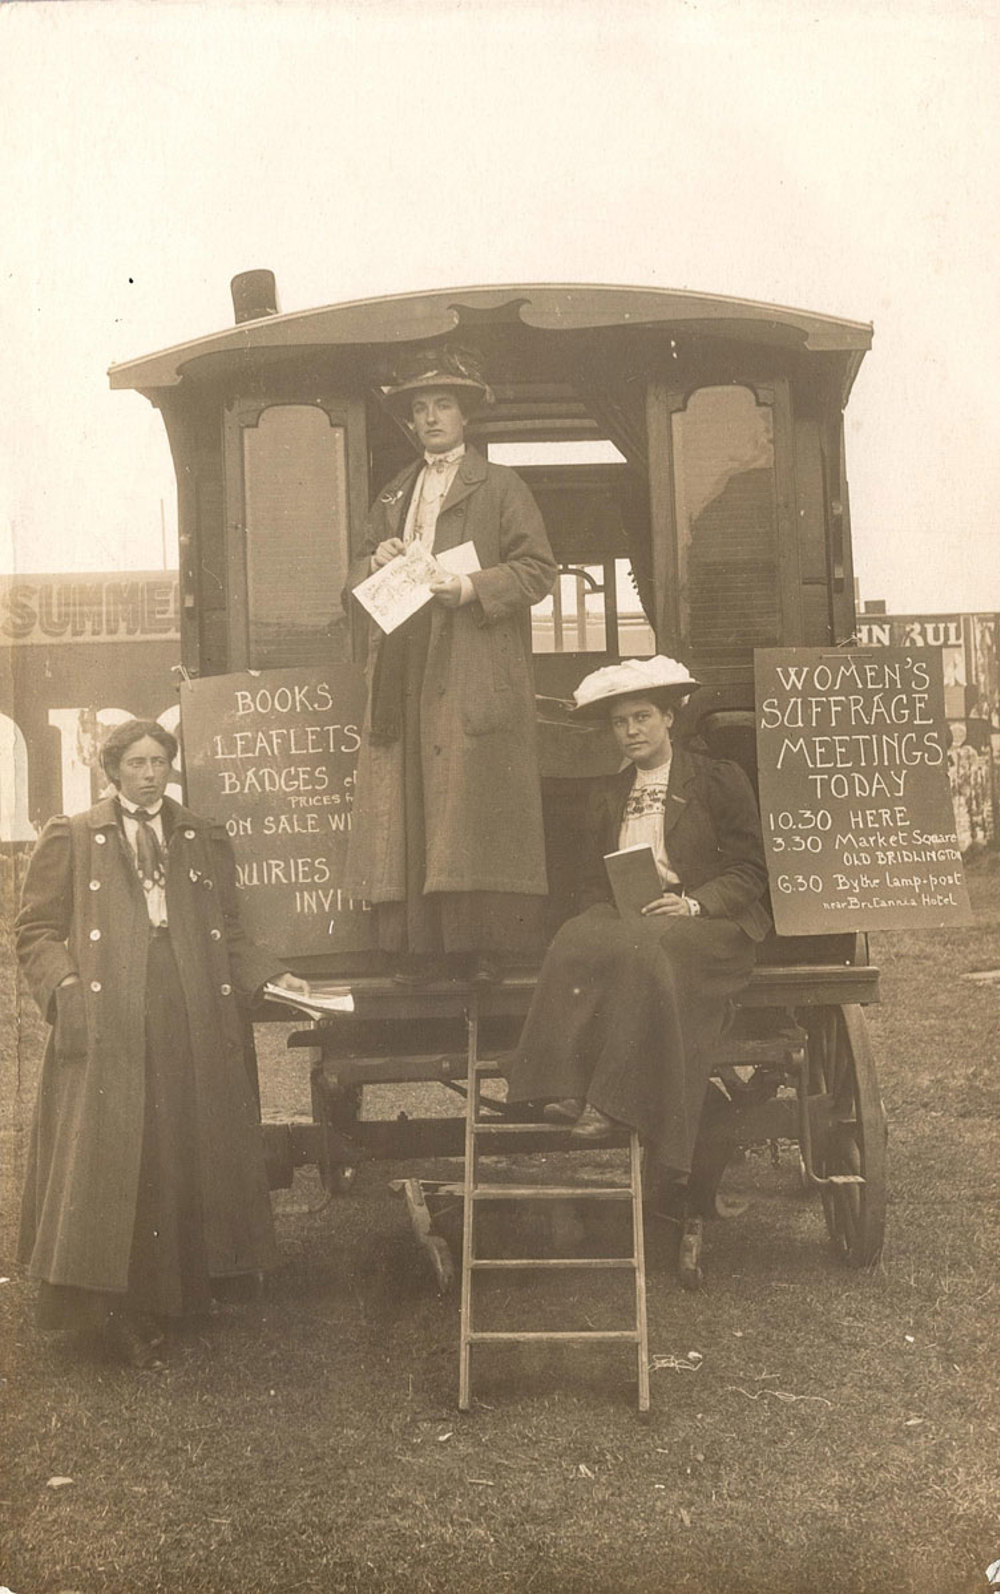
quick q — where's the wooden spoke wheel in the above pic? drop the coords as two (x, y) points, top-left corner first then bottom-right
(807, 1005), (887, 1268)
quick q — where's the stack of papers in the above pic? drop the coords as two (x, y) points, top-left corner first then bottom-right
(263, 982), (355, 1016)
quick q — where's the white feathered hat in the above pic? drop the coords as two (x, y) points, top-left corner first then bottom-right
(571, 656), (700, 718)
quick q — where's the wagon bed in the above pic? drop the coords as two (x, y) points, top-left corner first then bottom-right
(262, 955), (887, 1272)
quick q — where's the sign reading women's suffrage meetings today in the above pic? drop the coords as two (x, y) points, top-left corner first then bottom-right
(181, 666), (374, 956)
(755, 648), (972, 934)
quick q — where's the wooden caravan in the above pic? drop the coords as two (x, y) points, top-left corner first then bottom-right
(110, 282), (886, 1320)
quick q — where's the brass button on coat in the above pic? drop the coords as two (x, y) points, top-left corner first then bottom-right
(90, 980), (102, 993)
(89, 929), (101, 941)
(210, 928), (222, 941)
(89, 880), (101, 891)
(95, 833), (107, 845)
(220, 983), (232, 996)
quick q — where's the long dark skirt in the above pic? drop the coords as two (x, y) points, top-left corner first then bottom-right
(374, 606), (542, 961)
(503, 903), (756, 1173)
(37, 933), (215, 1330)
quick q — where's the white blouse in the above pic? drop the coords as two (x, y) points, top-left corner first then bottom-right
(402, 445), (465, 550)
(617, 760), (680, 887)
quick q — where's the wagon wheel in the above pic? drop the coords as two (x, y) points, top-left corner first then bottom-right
(806, 1004), (887, 1268)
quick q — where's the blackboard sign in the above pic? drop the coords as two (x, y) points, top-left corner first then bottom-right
(181, 665), (375, 957)
(754, 647), (972, 933)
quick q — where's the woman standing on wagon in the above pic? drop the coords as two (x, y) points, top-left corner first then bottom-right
(344, 349), (557, 982)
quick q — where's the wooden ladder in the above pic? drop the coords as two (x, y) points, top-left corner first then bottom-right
(458, 998), (650, 1415)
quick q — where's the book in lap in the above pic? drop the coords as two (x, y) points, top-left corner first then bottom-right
(603, 844), (663, 917)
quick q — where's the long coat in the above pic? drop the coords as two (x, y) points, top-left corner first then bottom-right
(15, 796), (280, 1294)
(344, 448), (557, 902)
(578, 746), (773, 940)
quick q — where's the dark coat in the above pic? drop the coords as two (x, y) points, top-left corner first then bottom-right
(15, 796), (280, 1293)
(344, 447), (557, 901)
(577, 746), (772, 940)
(504, 748), (771, 1168)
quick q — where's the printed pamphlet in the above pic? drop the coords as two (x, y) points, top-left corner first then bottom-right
(352, 541), (481, 634)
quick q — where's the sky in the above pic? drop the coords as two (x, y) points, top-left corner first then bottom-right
(1, 0), (998, 615)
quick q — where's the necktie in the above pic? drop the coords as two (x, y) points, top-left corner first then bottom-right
(133, 810), (165, 893)
(409, 460), (451, 547)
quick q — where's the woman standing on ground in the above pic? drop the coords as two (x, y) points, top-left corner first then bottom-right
(15, 719), (308, 1367)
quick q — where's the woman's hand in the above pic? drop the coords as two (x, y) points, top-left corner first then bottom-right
(429, 573), (463, 608)
(371, 538), (406, 570)
(641, 894), (691, 917)
(272, 972), (311, 997)
(54, 979), (88, 1060)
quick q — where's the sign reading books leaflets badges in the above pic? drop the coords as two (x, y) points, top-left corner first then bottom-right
(754, 648), (972, 934)
(181, 665), (375, 956)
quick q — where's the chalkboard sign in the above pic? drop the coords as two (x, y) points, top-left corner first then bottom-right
(181, 665), (375, 957)
(754, 647), (972, 933)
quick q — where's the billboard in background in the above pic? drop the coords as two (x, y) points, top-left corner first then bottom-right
(857, 612), (1000, 851)
(1, 571), (179, 645)
(0, 573), (180, 839)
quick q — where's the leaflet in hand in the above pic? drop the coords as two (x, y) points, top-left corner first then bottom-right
(352, 541), (481, 634)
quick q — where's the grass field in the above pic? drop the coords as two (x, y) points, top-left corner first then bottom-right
(2, 860), (999, 1594)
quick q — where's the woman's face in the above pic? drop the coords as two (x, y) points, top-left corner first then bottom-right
(115, 735), (173, 808)
(410, 389), (467, 454)
(609, 696), (674, 769)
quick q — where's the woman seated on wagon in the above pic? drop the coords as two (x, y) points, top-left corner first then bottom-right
(504, 656), (771, 1188)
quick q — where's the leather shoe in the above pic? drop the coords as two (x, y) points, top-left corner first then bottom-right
(542, 1096), (585, 1124)
(569, 1102), (622, 1143)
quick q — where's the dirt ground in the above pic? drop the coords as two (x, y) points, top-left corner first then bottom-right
(2, 858), (999, 1594)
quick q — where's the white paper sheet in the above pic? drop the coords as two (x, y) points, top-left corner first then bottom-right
(263, 981), (355, 1015)
(352, 541), (481, 634)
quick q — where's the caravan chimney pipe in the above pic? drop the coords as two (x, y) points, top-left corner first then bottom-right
(231, 270), (278, 323)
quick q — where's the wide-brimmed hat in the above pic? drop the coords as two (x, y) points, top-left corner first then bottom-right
(571, 656), (700, 719)
(379, 346), (494, 418)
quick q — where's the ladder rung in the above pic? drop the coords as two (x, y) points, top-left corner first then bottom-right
(470, 1185), (633, 1201)
(470, 1257), (636, 1271)
(472, 1120), (631, 1141)
(466, 1329), (640, 1344)
(472, 1120), (597, 1134)
(472, 1121), (563, 1134)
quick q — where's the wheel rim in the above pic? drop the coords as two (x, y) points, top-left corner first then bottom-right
(808, 1006), (887, 1267)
